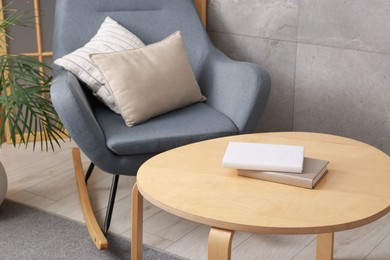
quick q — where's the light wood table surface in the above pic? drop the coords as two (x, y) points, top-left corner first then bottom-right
(131, 132), (390, 260)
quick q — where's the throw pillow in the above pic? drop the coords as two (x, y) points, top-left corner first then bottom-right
(90, 31), (206, 127)
(54, 17), (145, 113)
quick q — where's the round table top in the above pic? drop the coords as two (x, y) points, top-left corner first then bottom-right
(137, 132), (390, 234)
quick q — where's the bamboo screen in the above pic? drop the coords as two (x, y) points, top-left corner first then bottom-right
(0, 0), (53, 144)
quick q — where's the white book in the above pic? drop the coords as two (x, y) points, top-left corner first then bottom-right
(222, 142), (305, 173)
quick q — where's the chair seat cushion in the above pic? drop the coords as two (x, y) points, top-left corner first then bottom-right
(94, 103), (238, 155)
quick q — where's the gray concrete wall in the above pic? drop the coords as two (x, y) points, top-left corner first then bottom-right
(207, 0), (390, 154)
(4, 0), (55, 54)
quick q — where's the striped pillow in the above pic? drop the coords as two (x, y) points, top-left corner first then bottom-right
(54, 17), (145, 113)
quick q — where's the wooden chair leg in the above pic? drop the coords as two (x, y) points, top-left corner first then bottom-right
(72, 148), (108, 250)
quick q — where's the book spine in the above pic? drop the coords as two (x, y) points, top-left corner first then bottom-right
(237, 171), (313, 189)
(222, 162), (303, 174)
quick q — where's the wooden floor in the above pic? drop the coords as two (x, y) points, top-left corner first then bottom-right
(1, 140), (390, 259)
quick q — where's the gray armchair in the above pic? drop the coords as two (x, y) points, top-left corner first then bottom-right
(51, 0), (270, 249)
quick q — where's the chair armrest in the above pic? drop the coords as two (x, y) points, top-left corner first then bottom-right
(51, 71), (154, 175)
(199, 48), (271, 133)
(50, 71), (113, 164)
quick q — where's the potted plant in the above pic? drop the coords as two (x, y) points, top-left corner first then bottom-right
(0, 6), (67, 205)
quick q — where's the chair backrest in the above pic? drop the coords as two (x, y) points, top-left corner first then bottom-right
(53, 0), (212, 79)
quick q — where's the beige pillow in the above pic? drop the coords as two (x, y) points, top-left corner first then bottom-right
(90, 31), (206, 127)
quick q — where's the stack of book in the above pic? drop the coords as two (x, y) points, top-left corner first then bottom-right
(222, 142), (329, 189)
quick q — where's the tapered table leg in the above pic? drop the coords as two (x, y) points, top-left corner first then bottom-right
(208, 227), (235, 260)
(316, 233), (334, 260)
(131, 183), (143, 260)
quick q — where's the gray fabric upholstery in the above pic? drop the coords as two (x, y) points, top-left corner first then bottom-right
(51, 0), (271, 176)
(53, 0), (211, 78)
(95, 103), (237, 155)
(200, 48), (271, 133)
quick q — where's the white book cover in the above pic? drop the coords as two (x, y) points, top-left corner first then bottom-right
(222, 142), (305, 173)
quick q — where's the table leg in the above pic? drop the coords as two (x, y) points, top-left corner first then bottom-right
(316, 232), (334, 260)
(208, 227), (235, 260)
(131, 183), (143, 260)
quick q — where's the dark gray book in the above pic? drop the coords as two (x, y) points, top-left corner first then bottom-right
(237, 157), (329, 189)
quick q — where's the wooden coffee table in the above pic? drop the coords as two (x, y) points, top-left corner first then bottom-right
(131, 132), (390, 260)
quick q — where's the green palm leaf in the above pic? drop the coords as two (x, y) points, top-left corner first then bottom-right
(0, 54), (68, 151)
